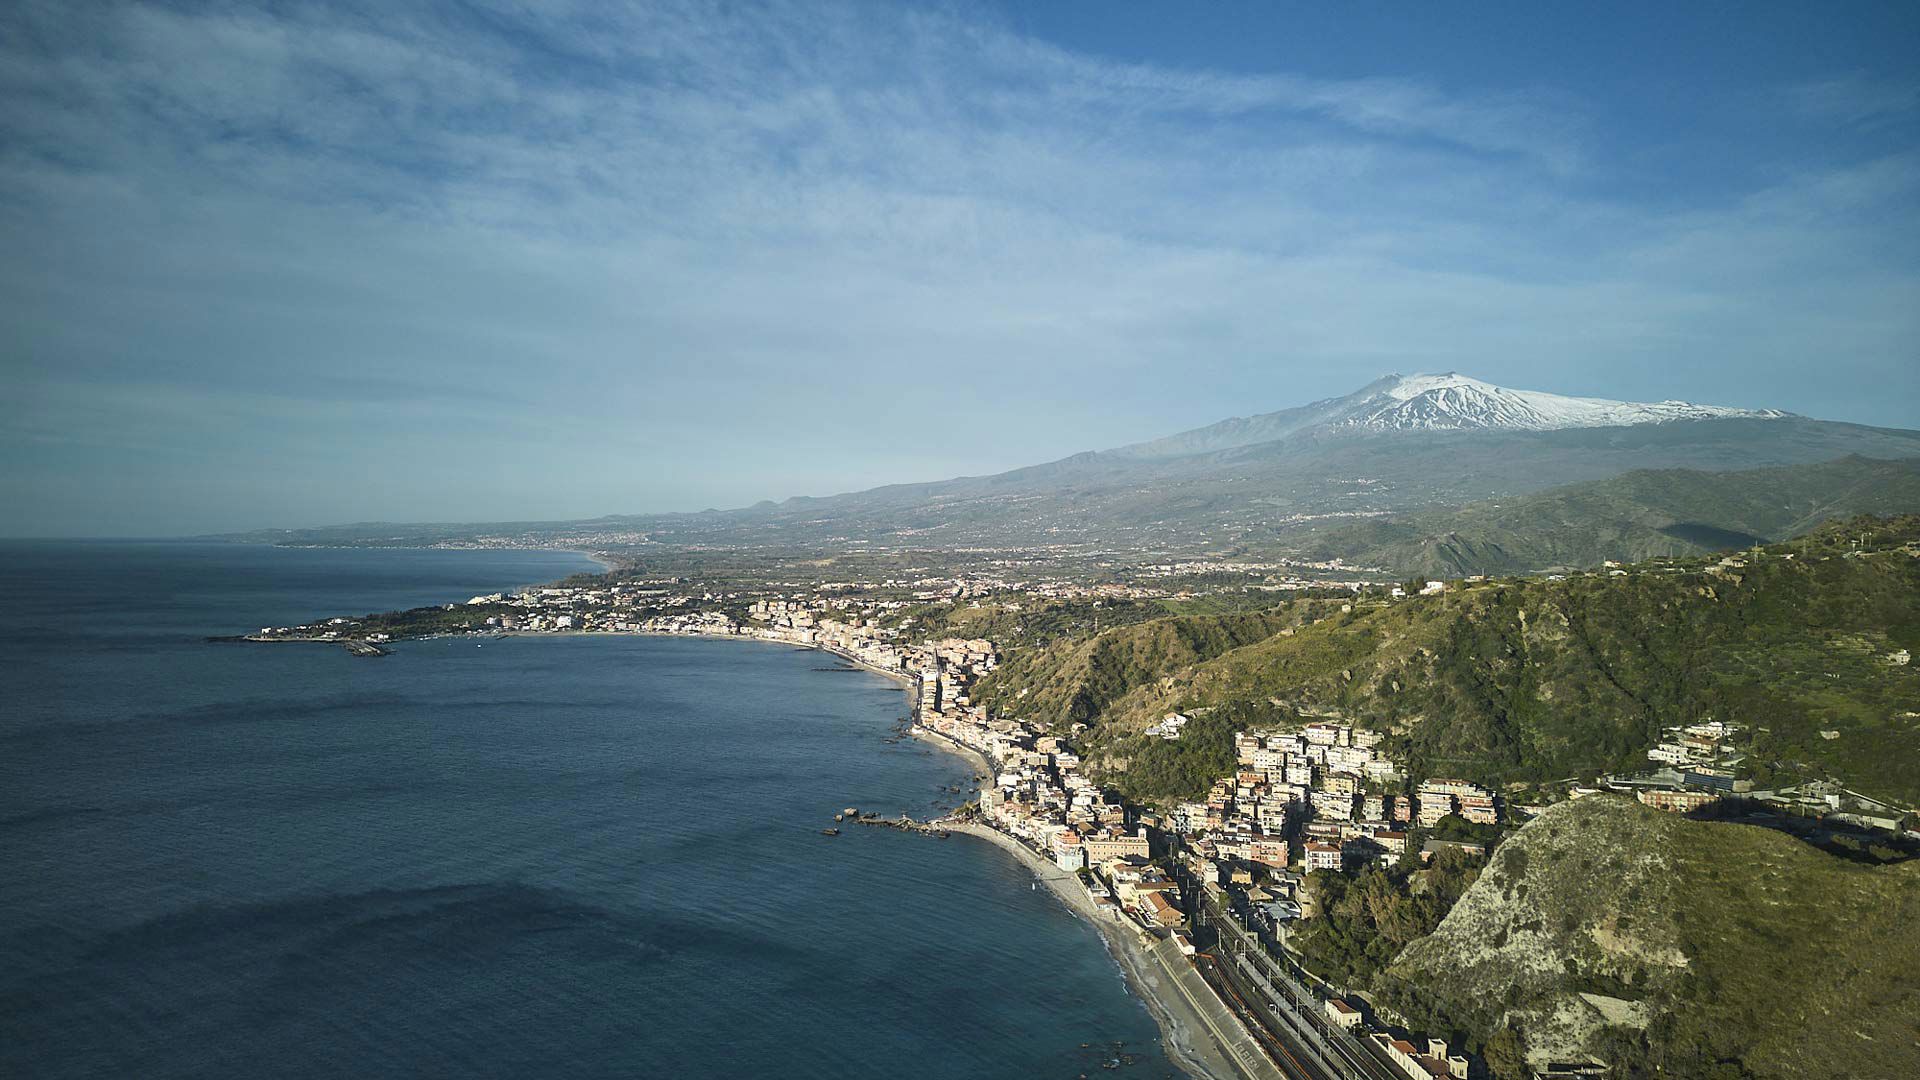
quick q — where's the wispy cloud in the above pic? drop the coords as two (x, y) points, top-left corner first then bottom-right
(1, 0), (1915, 534)
(1784, 74), (1920, 129)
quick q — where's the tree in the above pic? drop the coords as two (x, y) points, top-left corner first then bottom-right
(1481, 1028), (1528, 1080)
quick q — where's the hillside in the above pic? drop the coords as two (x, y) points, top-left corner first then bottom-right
(976, 516), (1920, 805)
(1376, 795), (1920, 1078)
(980, 608), (1328, 729)
(1284, 455), (1920, 577)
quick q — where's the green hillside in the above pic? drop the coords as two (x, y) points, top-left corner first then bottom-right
(975, 608), (1329, 727)
(1376, 795), (1920, 1079)
(978, 515), (1920, 806)
(1285, 455), (1920, 577)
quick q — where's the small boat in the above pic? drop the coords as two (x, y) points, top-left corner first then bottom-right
(821, 828), (840, 836)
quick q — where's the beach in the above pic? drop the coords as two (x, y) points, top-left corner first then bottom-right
(940, 821), (1255, 1080)
(911, 726), (1263, 1080)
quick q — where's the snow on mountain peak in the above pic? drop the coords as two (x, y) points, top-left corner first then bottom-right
(1338, 373), (1789, 432)
(1377, 372), (1499, 401)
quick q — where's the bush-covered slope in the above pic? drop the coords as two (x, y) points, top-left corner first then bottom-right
(1376, 795), (1920, 1079)
(984, 516), (1920, 804)
(973, 609), (1317, 728)
(1285, 455), (1920, 577)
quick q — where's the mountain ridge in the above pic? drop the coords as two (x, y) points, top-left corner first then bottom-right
(212, 374), (1920, 552)
(1282, 454), (1920, 576)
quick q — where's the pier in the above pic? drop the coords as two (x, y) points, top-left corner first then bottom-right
(852, 814), (952, 838)
(208, 635), (390, 657)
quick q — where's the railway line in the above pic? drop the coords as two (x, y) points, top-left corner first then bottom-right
(1192, 890), (1407, 1080)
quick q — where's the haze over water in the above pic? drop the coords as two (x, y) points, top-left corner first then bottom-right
(0, 542), (1175, 1079)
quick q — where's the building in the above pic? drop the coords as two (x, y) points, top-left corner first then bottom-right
(1457, 796), (1498, 825)
(1050, 831), (1087, 871)
(1416, 795), (1454, 827)
(1084, 826), (1151, 862)
(1311, 789), (1356, 821)
(1532, 1064), (1608, 1080)
(1370, 1034), (1469, 1080)
(1142, 890), (1184, 929)
(1304, 841), (1344, 873)
(1250, 836), (1290, 870)
(1325, 999), (1362, 1030)
(1638, 788), (1719, 814)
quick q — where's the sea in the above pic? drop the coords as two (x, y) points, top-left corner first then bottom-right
(0, 541), (1178, 1080)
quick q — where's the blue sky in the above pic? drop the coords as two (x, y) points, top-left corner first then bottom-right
(2, 1), (1916, 536)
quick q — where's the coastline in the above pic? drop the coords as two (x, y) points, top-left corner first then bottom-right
(227, 618), (1253, 1078)
(414, 627), (919, 686)
(911, 724), (994, 777)
(221, 540), (620, 567)
(938, 819), (1247, 1080)
(571, 548), (619, 572)
(909, 729), (1252, 1080)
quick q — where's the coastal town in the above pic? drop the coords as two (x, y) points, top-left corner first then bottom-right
(237, 562), (1920, 1080)
(23, 4), (1919, 1076)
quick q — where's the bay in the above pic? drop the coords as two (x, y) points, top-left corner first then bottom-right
(0, 541), (1176, 1079)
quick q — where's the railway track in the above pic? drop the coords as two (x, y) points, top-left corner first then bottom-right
(1194, 952), (1335, 1080)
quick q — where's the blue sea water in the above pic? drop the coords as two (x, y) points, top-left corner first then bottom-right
(0, 541), (1176, 1079)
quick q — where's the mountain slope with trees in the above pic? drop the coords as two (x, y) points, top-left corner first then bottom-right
(1284, 455), (1920, 577)
(978, 516), (1920, 806)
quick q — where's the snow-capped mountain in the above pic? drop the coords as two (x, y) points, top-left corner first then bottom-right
(1113, 372), (1790, 459)
(1332, 372), (1791, 432)
(248, 369), (1920, 554)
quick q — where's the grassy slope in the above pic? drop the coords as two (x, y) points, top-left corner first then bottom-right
(889, 592), (1293, 652)
(1283, 456), (1920, 577)
(1377, 795), (1920, 1079)
(973, 608), (1319, 727)
(981, 516), (1920, 805)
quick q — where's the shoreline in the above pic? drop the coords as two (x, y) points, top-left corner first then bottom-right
(255, 625), (918, 687)
(937, 819), (1246, 1080)
(911, 724), (995, 777)
(225, 621), (1251, 1078)
(909, 729), (1249, 1080)
(206, 539), (622, 569)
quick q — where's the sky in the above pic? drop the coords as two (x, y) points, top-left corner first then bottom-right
(2, 1), (1917, 537)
